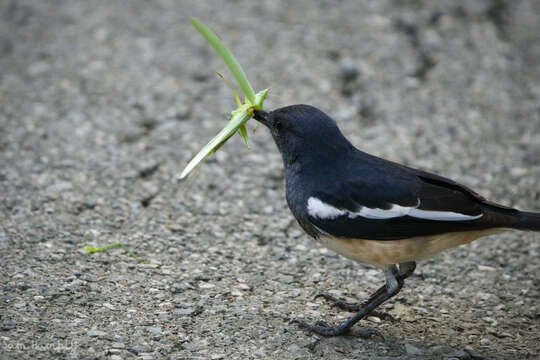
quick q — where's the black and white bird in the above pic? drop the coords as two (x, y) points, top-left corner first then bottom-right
(253, 104), (540, 336)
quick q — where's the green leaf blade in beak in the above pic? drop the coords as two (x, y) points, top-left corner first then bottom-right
(190, 18), (256, 105)
(178, 107), (251, 180)
(177, 89), (267, 180)
(238, 124), (249, 148)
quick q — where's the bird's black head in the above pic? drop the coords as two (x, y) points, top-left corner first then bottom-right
(253, 104), (353, 166)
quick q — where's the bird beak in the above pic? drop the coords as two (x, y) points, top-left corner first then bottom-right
(253, 109), (269, 126)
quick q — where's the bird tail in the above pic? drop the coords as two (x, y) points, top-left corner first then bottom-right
(481, 202), (540, 231)
(513, 210), (540, 231)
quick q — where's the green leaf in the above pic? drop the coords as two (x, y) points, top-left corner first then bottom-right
(84, 242), (147, 263)
(238, 124), (249, 148)
(217, 72), (242, 107)
(178, 18), (269, 180)
(178, 89), (268, 180)
(190, 18), (256, 105)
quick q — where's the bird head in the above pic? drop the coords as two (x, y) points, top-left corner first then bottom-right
(253, 104), (353, 166)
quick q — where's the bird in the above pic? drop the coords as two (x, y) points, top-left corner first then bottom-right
(252, 104), (540, 337)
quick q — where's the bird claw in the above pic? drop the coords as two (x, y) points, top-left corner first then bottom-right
(292, 318), (350, 336)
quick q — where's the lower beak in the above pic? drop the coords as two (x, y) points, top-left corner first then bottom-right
(253, 110), (269, 126)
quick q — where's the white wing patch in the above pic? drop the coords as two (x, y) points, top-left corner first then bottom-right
(307, 197), (346, 219)
(307, 197), (482, 221)
(405, 208), (482, 221)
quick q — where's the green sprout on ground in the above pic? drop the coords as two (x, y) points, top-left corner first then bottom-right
(84, 242), (147, 263)
(177, 18), (269, 180)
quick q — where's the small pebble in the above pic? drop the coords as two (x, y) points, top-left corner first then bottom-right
(339, 57), (359, 81)
(173, 308), (197, 316)
(0, 231), (7, 249)
(405, 342), (424, 355)
(147, 326), (162, 335)
(88, 330), (107, 338)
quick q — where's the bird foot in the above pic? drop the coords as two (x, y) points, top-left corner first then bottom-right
(314, 293), (396, 322)
(292, 318), (380, 338)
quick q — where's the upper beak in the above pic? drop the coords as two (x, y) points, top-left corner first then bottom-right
(253, 109), (269, 126)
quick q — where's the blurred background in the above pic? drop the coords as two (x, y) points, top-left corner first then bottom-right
(1, 1), (539, 359)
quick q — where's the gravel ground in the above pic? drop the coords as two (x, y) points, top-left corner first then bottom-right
(1, 1), (539, 359)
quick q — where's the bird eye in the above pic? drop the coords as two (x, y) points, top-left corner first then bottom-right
(274, 120), (282, 130)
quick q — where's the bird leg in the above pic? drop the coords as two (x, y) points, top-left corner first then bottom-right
(296, 262), (416, 336)
(315, 261), (415, 313)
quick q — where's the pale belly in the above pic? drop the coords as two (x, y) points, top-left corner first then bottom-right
(320, 229), (506, 267)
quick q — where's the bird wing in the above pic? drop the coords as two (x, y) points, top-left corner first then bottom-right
(305, 161), (497, 240)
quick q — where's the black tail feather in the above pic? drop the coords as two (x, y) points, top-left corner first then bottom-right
(514, 211), (540, 231)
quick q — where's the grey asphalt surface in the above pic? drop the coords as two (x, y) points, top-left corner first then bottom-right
(1, 1), (539, 359)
